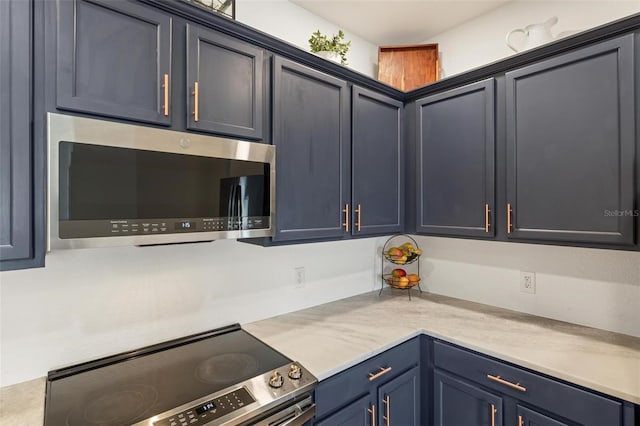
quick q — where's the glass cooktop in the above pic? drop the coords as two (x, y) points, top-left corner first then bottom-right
(44, 325), (291, 426)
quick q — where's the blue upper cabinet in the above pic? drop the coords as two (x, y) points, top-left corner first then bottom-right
(505, 35), (635, 245)
(186, 24), (265, 140)
(416, 78), (496, 238)
(272, 56), (350, 242)
(56, 0), (172, 125)
(351, 86), (404, 236)
(0, 0), (41, 271)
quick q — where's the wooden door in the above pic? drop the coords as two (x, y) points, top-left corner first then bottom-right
(378, 44), (439, 91)
(378, 367), (421, 426)
(416, 78), (495, 238)
(516, 405), (569, 426)
(434, 370), (503, 426)
(56, 0), (172, 125)
(186, 24), (264, 140)
(315, 395), (375, 426)
(272, 57), (350, 241)
(0, 0), (37, 270)
(352, 86), (403, 236)
(505, 34), (635, 245)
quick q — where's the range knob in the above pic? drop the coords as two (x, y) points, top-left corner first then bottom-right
(288, 363), (302, 380)
(268, 371), (284, 388)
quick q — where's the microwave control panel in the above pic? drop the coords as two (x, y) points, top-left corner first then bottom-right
(58, 217), (269, 239)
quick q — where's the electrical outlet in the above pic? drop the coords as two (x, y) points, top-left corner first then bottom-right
(293, 267), (305, 289)
(520, 271), (536, 294)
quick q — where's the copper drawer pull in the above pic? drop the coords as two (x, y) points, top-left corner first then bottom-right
(342, 204), (349, 232)
(192, 81), (199, 122)
(368, 366), (392, 381)
(485, 203), (491, 233)
(355, 204), (362, 232)
(491, 403), (496, 426)
(162, 73), (169, 116)
(487, 374), (526, 392)
(507, 203), (513, 234)
(518, 414), (524, 426)
(367, 404), (375, 426)
(383, 395), (390, 426)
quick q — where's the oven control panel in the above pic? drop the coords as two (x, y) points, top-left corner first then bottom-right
(154, 387), (255, 426)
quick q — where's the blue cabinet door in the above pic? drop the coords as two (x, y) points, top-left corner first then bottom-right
(434, 370), (503, 426)
(272, 56), (350, 241)
(0, 0), (41, 271)
(416, 78), (496, 238)
(505, 34), (635, 245)
(378, 366), (420, 426)
(186, 24), (264, 140)
(314, 394), (374, 426)
(352, 86), (403, 236)
(516, 405), (569, 426)
(56, 0), (172, 125)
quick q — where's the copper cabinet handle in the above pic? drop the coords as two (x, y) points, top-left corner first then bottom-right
(485, 203), (491, 233)
(192, 81), (199, 122)
(507, 203), (513, 234)
(162, 73), (169, 116)
(355, 204), (362, 232)
(367, 405), (375, 426)
(518, 415), (524, 426)
(383, 395), (390, 426)
(491, 403), (496, 426)
(368, 366), (392, 381)
(487, 374), (526, 392)
(342, 204), (349, 232)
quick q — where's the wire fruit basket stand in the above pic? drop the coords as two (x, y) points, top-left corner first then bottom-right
(380, 234), (423, 300)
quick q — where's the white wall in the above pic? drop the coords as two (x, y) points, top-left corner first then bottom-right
(235, 0), (379, 77)
(0, 1), (384, 389)
(423, 1), (640, 77)
(416, 1), (640, 336)
(0, 238), (382, 387)
(416, 236), (640, 338)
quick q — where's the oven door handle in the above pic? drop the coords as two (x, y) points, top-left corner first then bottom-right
(277, 403), (316, 426)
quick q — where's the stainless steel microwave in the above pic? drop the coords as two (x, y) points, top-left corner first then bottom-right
(47, 113), (275, 250)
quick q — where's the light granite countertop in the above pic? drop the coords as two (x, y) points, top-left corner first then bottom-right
(244, 291), (640, 405)
(1, 291), (639, 425)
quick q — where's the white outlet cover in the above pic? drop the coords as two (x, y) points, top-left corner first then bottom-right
(520, 271), (536, 294)
(293, 267), (305, 289)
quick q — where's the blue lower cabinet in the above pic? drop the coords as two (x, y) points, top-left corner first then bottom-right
(516, 405), (569, 426)
(315, 394), (374, 426)
(378, 366), (420, 426)
(434, 369), (503, 426)
(314, 338), (420, 425)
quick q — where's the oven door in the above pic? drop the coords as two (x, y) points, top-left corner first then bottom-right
(243, 395), (315, 426)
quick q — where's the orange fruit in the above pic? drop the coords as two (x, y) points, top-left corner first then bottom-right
(408, 274), (420, 283)
(398, 277), (410, 288)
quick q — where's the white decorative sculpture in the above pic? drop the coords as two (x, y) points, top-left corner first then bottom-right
(506, 16), (559, 52)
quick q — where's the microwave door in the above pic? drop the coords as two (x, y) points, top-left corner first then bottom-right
(220, 177), (241, 229)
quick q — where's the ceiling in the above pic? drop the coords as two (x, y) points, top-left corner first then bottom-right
(290, 0), (512, 45)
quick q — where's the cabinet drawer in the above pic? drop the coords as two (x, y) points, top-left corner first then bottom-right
(433, 340), (622, 426)
(315, 337), (419, 419)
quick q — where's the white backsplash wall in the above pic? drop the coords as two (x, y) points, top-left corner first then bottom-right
(235, 0), (379, 78)
(423, 1), (640, 77)
(415, 236), (640, 338)
(0, 238), (382, 387)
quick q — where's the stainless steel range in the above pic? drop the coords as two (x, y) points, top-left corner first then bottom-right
(44, 325), (316, 426)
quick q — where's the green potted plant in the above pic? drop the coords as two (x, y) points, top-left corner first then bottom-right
(308, 30), (351, 65)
